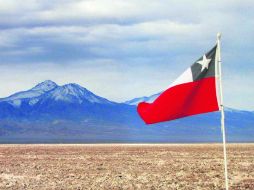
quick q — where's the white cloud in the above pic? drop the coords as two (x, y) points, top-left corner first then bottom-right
(1, 0), (252, 27)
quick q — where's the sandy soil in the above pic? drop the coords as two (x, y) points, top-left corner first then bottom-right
(0, 144), (253, 190)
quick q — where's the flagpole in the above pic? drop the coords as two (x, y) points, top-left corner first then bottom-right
(217, 33), (229, 190)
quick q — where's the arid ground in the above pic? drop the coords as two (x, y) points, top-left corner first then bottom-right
(0, 144), (253, 190)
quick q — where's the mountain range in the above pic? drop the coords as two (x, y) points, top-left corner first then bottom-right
(0, 80), (253, 143)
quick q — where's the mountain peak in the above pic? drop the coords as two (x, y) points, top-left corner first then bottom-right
(53, 83), (88, 98)
(32, 80), (58, 91)
(46, 83), (113, 104)
(62, 83), (87, 90)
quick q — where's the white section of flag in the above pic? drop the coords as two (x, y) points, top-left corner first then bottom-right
(168, 68), (193, 89)
(144, 68), (193, 104)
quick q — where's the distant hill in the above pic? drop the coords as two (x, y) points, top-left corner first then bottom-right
(0, 80), (253, 143)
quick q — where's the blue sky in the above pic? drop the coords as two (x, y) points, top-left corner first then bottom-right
(0, 0), (253, 110)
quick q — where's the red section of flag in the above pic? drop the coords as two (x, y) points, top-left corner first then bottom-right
(137, 77), (219, 124)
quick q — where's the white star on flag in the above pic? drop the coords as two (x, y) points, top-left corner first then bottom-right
(197, 55), (211, 72)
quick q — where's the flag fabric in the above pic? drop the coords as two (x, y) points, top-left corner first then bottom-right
(137, 45), (220, 124)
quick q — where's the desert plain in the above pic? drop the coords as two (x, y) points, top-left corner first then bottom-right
(0, 144), (253, 190)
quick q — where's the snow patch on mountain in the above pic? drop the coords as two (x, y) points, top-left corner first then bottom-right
(29, 98), (40, 106)
(9, 99), (22, 107)
(3, 91), (44, 102)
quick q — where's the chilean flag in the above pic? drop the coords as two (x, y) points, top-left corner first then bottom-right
(137, 45), (220, 124)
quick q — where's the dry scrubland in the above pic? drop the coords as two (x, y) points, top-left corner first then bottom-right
(0, 144), (253, 190)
